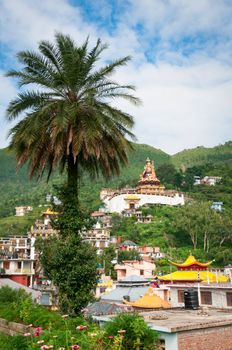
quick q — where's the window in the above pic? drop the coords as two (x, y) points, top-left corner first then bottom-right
(226, 292), (232, 307)
(178, 290), (184, 303)
(201, 291), (212, 305)
(3, 261), (10, 270)
(17, 261), (22, 269)
(140, 270), (144, 275)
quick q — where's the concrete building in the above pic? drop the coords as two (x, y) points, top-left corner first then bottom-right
(122, 209), (153, 223)
(81, 221), (110, 255)
(15, 206), (33, 217)
(29, 209), (58, 238)
(96, 309), (232, 350)
(143, 309), (232, 350)
(169, 283), (232, 309)
(0, 236), (35, 286)
(194, 176), (222, 186)
(100, 158), (184, 213)
(114, 259), (155, 280)
(120, 240), (138, 251)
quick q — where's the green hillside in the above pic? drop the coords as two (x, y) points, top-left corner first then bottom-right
(1, 140), (232, 237)
(172, 141), (232, 169)
(0, 143), (171, 221)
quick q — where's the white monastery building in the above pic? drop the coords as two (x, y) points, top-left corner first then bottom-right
(100, 158), (184, 213)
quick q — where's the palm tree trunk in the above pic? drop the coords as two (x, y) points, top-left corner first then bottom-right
(67, 154), (79, 198)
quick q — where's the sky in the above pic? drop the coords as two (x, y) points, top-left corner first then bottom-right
(0, 0), (232, 154)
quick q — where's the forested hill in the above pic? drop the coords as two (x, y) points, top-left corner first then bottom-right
(1, 140), (232, 219)
(0, 143), (171, 218)
(172, 141), (232, 169)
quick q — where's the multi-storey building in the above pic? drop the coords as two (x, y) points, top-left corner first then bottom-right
(15, 206), (33, 216)
(29, 209), (58, 238)
(0, 236), (35, 286)
(81, 222), (110, 255)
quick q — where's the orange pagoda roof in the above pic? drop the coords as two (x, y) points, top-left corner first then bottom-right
(124, 287), (171, 309)
(169, 255), (213, 268)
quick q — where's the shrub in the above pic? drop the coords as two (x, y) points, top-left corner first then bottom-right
(104, 313), (159, 350)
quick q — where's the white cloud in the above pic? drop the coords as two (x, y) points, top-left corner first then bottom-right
(114, 59), (232, 154)
(0, 0), (232, 154)
(0, 72), (18, 147)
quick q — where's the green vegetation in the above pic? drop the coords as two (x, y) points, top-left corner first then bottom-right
(0, 206), (48, 236)
(172, 141), (232, 168)
(37, 187), (97, 314)
(109, 203), (232, 270)
(6, 33), (139, 202)
(0, 143), (171, 222)
(0, 286), (159, 350)
(104, 313), (158, 350)
(0, 286), (64, 328)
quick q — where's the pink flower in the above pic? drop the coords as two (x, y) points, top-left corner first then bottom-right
(118, 329), (126, 334)
(70, 346), (80, 349)
(40, 346), (49, 350)
(28, 324), (33, 328)
(23, 333), (31, 337)
(108, 335), (114, 339)
(76, 325), (87, 331)
(34, 327), (43, 336)
(90, 333), (97, 337)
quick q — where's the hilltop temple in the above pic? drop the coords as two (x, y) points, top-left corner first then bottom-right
(100, 158), (184, 213)
(158, 254), (228, 284)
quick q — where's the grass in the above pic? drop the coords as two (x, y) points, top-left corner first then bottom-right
(0, 205), (49, 236)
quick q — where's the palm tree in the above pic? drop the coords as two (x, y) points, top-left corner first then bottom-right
(6, 33), (140, 197)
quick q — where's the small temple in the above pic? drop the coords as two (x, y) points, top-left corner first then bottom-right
(100, 158), (185, 213)
(158, 254), (228, 284)
(124, 286), (171, 309)
(136, 158), (165, 194)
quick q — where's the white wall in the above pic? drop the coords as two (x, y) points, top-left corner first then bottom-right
(103, 193), (184, 213)
(170, 288), (232, 309)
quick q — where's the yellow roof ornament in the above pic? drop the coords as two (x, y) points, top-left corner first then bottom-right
(124, 195), (140, 200)
(42, 208), (58, 215)
(169, 255), (213, 268)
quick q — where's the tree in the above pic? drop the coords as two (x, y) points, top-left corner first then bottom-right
(6, 33), (140, 200)
(156, 163), (183, 188)
(173, 201), (222, 252)
(38, 233), (97, 314)
(118, 249), (141, 262)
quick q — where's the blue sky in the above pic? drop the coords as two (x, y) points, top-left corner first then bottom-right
(0, 0), (232, 154)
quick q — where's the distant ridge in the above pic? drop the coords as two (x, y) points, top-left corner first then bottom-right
(172, 141), (232, 168)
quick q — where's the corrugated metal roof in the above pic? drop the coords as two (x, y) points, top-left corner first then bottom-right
(0, 278), (41, 301)
(84, 301), (132, 316)
(101, 285), (148, 302)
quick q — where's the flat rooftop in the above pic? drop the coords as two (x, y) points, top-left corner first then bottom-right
(142, 308), (232, 333)
(95, 308), (232, 334)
